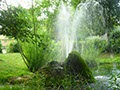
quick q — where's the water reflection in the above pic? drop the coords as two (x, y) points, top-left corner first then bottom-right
(92, 63), (120, 90)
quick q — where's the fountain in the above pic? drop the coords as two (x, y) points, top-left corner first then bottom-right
(40, 0), (119, 89)
(55, 0), (105, 61)
(55, 0), (114, 87)
(53, 0), (106, 84)
(55, 1), (74, 60)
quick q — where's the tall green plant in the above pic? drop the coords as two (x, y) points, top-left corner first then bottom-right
(19, 33), (55, 72)
(20, 0), (59, 72)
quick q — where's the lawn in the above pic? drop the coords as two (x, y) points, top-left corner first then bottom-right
(0, 53), (32, 84)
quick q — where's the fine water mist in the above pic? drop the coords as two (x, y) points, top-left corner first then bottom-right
(56, 1), (73, 59)
(55, 0), (105, 61)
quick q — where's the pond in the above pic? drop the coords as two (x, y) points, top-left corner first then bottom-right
(91, 63), (120, 90)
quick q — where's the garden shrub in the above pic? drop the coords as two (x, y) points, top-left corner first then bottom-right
(0, 41), (2, 53)
(20, 33), (56, 72)
(78, 36), (105, 67)
(108, 29), (120, 53)
(20, 41), (48, 72)
(7, 40), (19, 53)
(94, 38), (108, 52)
(77, 36), (108, 67)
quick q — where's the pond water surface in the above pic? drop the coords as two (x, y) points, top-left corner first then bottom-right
(91, 63), (120, 90)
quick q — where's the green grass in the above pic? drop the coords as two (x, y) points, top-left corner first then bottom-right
(0, 85), (45, 90)
(97, 53), (120, 64)
(0, 53), (32, 84)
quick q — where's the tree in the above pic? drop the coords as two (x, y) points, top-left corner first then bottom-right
(0, 6), (32, 40)
(71, 0), (83, 8)
(0, 0), (60, 72)
(97, 0), (120, 34)
(0, 6), (35, 70)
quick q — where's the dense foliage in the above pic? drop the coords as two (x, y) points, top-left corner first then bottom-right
(98, 0), (120, 29)
(7, 40), (19, 53)
(108, 27), (120, 53)
(0, 6), (32, 40)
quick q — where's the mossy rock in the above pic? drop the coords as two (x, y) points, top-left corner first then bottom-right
(39, 61), (64, 77)
(64, 51), (95, 83)
(8, 75), (32, 84)
(38, 61), (64, 87)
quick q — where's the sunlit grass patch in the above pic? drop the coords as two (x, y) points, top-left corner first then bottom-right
(0, 53), (32, 84)
(0, 85), (41, 90)
(97, 53), (120, 64)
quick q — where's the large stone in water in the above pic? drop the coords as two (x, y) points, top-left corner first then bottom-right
(64, 51), (95, 82)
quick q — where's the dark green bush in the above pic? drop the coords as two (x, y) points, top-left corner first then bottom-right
(94, 39), (108, 52)
(7, 41), (19, 53)
(108, 29), (120, 53)
(0, 41), (2, 53)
